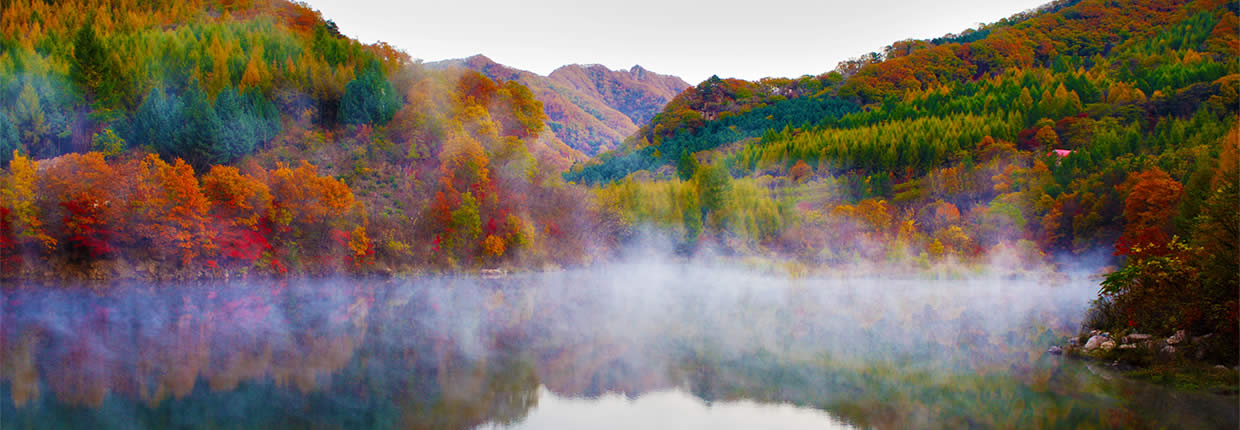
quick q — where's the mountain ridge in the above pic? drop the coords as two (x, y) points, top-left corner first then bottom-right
(429, 54), (689, 155)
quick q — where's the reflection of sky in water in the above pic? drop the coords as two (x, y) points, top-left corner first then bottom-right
(480, 386), (855, 430)
(2, 264), (1236, 429)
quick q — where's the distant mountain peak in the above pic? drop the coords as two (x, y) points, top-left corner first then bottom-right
(463, 54), (498, 67)
(441, 56), (690, 155)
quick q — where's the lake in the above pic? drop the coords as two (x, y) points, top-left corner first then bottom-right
(2, 263), (1236, 429)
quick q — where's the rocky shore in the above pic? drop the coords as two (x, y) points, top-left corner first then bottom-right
(1047, 328), (1239, 394)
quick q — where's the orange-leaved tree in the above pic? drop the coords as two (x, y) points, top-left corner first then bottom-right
(267, 161), (355, 271)
(130, 154), (214, 265)
(36, 152), (122, 261)
(788, 160), (813, 183)
(1, 152), (55, 268)
(1116, 167), (1184, 258)
(202, 165), (273, 269)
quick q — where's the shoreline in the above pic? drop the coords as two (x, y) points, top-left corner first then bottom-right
(0, 251), (1093, 284)
(1052, 330), (1240, 396)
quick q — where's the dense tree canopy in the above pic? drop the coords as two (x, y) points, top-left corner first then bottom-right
(339, 61), (401, 126)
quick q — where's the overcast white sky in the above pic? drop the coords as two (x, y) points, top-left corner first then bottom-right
(305, 0), (1051, 84)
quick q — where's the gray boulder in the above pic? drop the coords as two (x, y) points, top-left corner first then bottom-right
(1083, 335), (1109, 351)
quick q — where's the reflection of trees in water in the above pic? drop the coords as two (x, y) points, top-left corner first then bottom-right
(2, 277), (1235, 429)
(1, 331), (41, 407)
(392, 349), (540, 430)
(0, 280), (550, 429)
(0, 282), (371, 412)
(367, 279), (544, 429)
(133, 295), (210, 405)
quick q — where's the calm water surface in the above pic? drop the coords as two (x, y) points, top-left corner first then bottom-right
(2, 263), (1236, 429)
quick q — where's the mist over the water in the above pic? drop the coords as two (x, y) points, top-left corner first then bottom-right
(2, 256), (1235, 429)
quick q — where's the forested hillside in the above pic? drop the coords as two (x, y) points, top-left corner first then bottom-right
(431, 55), (689, 155)
(584, 0), (1238, 360)
(565, 74), (860, 184)
(0, 0), (600, 278)
(0, 0), (1236, 363)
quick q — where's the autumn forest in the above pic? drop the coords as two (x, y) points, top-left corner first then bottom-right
(1, 0), (1238, 371)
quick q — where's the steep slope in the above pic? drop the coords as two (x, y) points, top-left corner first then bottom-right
(585, 0), (1238, 361)
(430, 55), (689, 155)
(547, 63), (689, 126)
(0, 0), (602, 277)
